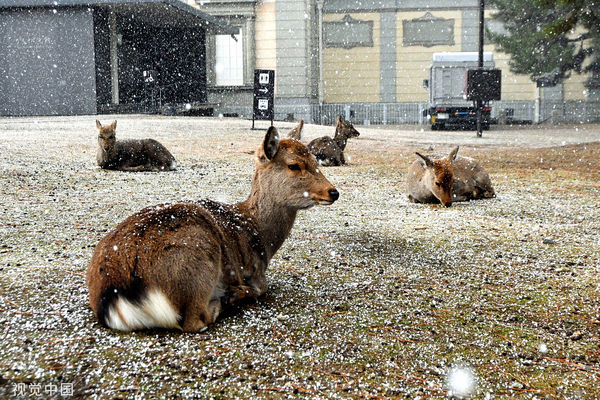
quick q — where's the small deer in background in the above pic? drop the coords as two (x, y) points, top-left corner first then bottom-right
(308, 115), (360, 166)
(406, 146), (495, 207)
(96, 120), (176, 172)
(87, 127), (339, 332)
(287, 120), (304, 141)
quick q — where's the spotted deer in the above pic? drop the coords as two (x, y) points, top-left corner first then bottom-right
(87, 127), (339, 332)
(287, 120), (304, 141)
(307, 115), (360, 166)
(406, 146), (495, 207)
(96, 120), (176, 172)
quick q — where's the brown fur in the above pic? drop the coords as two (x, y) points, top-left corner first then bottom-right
(96, 120), (176, 172)
(406, 146), (495, 207)
(287, 120), (304, 141)
(307, 115), (360, 166)
(87, 127), (339, 332)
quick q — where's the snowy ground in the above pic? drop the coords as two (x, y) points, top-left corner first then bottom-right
(1, 115), (599, 399)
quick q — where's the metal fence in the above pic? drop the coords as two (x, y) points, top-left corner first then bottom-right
(311, 103), (426, 125)
(539, 101), (600, 123)
(213, 100), (600, 125)
(492, 101), (535, 123)
(310, 100), (600, 125)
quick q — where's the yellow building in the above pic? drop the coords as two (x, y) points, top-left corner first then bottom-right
(200, 0), (598, 124)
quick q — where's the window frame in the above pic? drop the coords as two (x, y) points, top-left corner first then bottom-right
(214, 32), (244, 87)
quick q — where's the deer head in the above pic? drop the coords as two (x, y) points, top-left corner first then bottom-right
(253, 126), (339, 211)
(415, 146), (459, 207)
(333, 115), (360, 150)
(96, 120), (117, 151)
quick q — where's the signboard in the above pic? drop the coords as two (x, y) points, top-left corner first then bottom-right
(143, 70), (159, 113)
(252, 69), (274, 128)
(143, 70), (157, 85)
(466, 69), (501, 101)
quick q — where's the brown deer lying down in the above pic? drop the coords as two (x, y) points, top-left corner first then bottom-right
(406, 146), (495, 207)
(307, 115), (360, 166)
(287, 119), (304, 140)
(96, 120), (176, 172)
(87, 127), (339, 332)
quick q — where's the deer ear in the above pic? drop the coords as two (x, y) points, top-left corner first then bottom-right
(96, 120), (102, 129)
(416, 152), (434, 168)
(262, 126), (280, 161)
(448, 146), (459, 161)
(336, 115), (343, 125)
(111, 120), (117, 130)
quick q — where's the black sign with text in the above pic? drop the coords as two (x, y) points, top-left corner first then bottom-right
(466, 69), (501, 101)
(143, 70), (158, 86)
(253, 69), (274, 124)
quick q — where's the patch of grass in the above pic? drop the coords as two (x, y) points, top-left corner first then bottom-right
(1, 119), (599, 398)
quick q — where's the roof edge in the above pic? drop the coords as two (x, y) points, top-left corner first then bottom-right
(0, 0), (238, 35)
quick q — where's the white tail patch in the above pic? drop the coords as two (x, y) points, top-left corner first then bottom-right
(106, 289), (180, 331)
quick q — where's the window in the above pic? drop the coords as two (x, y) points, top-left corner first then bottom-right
(215, 33), (243, 86)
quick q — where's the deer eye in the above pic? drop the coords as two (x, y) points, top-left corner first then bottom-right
(435, 182), (441, 187)
(288, 163), (301, 171)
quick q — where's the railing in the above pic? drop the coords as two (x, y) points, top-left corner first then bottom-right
(311, 100), (600, 125)
(210, 100), (600, 125)
(311, 103), (425, 125)
(539, 101), (600, 123)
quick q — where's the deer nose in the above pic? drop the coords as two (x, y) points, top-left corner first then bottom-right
(444, 202), (452, 208)
(328, 189), (339, 202)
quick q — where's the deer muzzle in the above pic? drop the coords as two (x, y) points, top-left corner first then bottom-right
(328, 189), (340, 202)
(312, 188), (339, 205)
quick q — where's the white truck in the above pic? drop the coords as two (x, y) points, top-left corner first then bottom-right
(426, 52), (495, 130)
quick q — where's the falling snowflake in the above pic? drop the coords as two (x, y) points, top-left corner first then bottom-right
(446, 366), (476, 398)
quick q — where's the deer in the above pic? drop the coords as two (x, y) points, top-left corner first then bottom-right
(96, 120), (177, 172)
(307, 115), (360, 166)
(406, 146), (495, 207)
(86, 127), (339, 333)
(287, 120), (304, 141)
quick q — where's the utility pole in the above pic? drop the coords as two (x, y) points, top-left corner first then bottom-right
(476, 0), (484, 137)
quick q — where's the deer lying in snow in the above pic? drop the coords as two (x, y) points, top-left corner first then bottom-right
(96, 120), (176, 172)
(406, 146), (495, 207)
(307, 115), (360, 166)
(287, 120), (304, 141)
(87, 127), (339, 332)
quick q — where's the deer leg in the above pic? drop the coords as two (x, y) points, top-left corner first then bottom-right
(142, 164), (163, 172)
(207, 299), (222, 323)
(452, 193), (469, 202)
(226, 274), (267, 304)
(474, 183), (495, 199)
(182, 298), (222, 333)
(318, 156), (333, 167)
(182, 305), (207, 333)
(225, 285), (261, 303)
(408, 194), (420, 203)
(119, 165), (150, 172)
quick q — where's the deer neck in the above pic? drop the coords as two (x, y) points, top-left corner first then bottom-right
(237, 174), (298, 260)
(101, 138), (117, 152)
(333, 129), (348, 150)
(97, 140), (116, 165)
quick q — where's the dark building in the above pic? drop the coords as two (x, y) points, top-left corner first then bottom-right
(0, 0), (236, 116)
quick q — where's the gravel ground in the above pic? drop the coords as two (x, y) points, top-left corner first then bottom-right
(1, 115), (599, 399)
